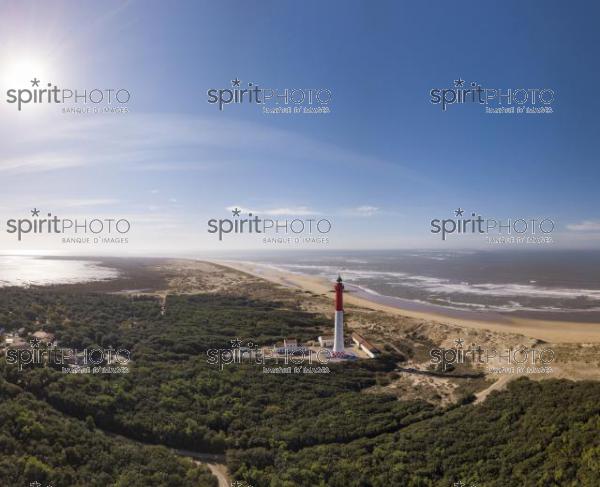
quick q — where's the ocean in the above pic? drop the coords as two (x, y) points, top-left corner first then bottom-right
(236, 250), (600, 322)
(0, 255), (119, 287)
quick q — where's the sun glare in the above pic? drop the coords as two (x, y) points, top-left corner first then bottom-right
(0, 54), (53, 89)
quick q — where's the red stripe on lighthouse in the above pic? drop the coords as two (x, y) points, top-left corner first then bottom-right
(335, 278), (344, 311)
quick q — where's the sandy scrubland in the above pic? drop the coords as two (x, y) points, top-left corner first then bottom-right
(199, 259), (600, 405)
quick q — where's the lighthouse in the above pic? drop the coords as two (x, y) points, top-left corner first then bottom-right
(333, 275), (345, 353)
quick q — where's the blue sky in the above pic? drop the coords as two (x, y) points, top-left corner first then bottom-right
(0, 0), (598, 253)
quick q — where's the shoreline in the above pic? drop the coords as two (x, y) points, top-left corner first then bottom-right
(212, 259), (600, 344)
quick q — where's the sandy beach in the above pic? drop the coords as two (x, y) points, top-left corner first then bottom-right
(213, 259), (600, 344)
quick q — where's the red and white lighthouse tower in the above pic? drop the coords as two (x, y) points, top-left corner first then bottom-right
(333, 275), (345, 354)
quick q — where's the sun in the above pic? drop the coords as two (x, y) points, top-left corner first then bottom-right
(0, 53), (53, 89)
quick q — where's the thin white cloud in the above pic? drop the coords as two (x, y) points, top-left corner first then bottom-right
(567, 220), (600, 231)
(345, 205), (379, 217)
(0, 154), (84, 173)
(49, 198), (120, 208)
(226, 205), (319, 216)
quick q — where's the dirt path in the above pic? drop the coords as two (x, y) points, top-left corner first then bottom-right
(175, 449), (230, 487)
(474, 375), (515, 404)
(200, 462), (229, 487)
(208, 464), (229, 487)
(102, 429), (231, 486)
